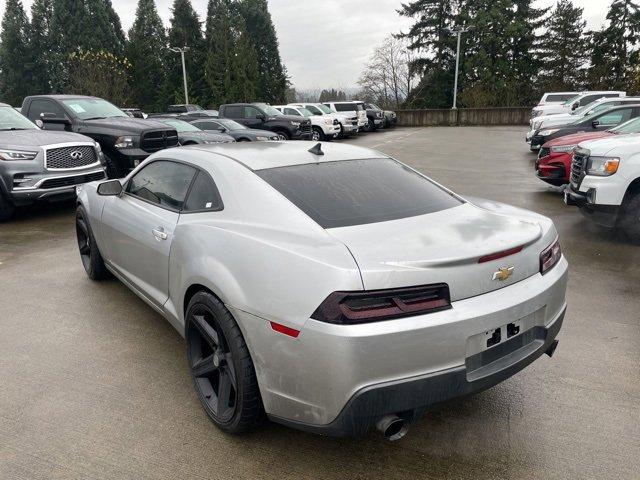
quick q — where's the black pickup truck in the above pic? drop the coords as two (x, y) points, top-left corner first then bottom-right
(21, 95), (178, 178)
(218, 103), (312, 140)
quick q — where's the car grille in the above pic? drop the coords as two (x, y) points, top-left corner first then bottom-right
(299, 122), (312, 135)
(140, 129), (179, 153)
(40, 171), (105, 189)
(45, 146), (98, 170)
(571, 149), (589, 188)
(538, 147), (551, 159)
(333, 119), (339, 126)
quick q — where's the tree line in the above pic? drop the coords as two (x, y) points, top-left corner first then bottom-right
(393, 0), (640, 109)
(0, 0), (289, 111)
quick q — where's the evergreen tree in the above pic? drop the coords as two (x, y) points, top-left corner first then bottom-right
(85, 0), (126, 56)
(49, 0), (90, 91)
(204, 0), (234, 107)
(236, 0), (287, 103)
(0, 0), (31, 105)
(538, 0), (588, 91)
(29, 0), (54, 94)
(127, 0), (167, 111)
(228, 9), (259, 102)
(397, 0), (458, 108)
(166, 0), (205, 105)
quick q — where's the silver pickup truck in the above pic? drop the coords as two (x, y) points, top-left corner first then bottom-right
(0, 103), (105, 221)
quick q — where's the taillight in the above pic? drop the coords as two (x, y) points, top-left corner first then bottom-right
(311, 284), (451, 325)
(540, 238), (562, 274)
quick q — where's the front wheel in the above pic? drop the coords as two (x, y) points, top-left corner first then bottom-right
(275, 131), (290, 141)
(311, 127), (324, 142)
(617, 191), (640, 243)
(186, 291), (263, 434)
(0, 193), (15, 222)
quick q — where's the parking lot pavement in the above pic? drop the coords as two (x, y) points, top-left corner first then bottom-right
(1, 127), (638, 480)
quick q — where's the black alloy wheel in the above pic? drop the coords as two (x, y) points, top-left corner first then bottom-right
(186, 292), (263, 433)
(75, 206), (109, 280)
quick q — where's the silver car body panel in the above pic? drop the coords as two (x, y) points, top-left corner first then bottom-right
(77, 142), (568, 428)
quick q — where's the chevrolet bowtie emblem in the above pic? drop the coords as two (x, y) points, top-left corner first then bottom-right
(493, 266), (514, 281)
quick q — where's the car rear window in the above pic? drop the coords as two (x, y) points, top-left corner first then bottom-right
(546, 94), (574, 102)
(256, 158), (463, 228)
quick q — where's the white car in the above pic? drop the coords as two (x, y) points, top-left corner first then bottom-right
(289, 102), (359, 137)
(527, 97), (640, 146)
(324, 101), (368, 131)
(531, 91), (626, 119)
(76, 142), (568, 439)
(274, 105), (340, 141)
(565, 134), (640, 240)
(536, 92), (579, 107)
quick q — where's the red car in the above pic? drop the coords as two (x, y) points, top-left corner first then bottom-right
(535, 117), (640, 186)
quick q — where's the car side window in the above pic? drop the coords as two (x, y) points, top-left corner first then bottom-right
(195, 121), (219, 131)
(244, 106), (260, 119)
(284, 108), (300, 116)
(598, 108), (632, 126)
(183, 171), (224, 212)
(224, 106), (243, 118)
(127, 160), (196, 210)
(27, 99), (67, 121)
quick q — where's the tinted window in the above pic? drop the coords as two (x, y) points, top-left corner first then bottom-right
(224, 106), (243, 118)
(598, 108), (633, 126)
(244, 106), (260, 119)
(127, 161), (196, 210)
(28, 99), (67, 121)
(284, 108), (300, 116)
(256, 158), (462, 229)
(194, 121), (221, 131)
(334, 104), (355, 112)
(546, 94), (574, 102)
(610, 116), (640, 133)
(184, 171), (223, 212)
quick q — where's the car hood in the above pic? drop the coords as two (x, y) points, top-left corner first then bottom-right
(274, 115), (311, 124)
(82, 117), (172, 133)
(180, 131), (235, 142)
(579, 133), (640, 156)
(327, 202), (548, 301)
(0, 129), (94, 148)
(537, 113), (575, 127)
(239, 129), (278, 137)
(545, 131), (613, 147)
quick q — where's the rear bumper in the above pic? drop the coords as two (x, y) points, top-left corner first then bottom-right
(271, 307), (565, 437)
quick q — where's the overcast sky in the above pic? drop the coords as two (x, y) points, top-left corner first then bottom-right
(4, 0), (612, 89)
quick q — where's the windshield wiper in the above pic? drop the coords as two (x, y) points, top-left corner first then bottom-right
(83, 116), (108, 120)
(0, 127), (29, 131)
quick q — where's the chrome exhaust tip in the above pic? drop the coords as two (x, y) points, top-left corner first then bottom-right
(375, 415), (409, 441)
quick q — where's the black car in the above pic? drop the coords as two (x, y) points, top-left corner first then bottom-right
(151, 117), (235, 144)
(358, 101), (385, 131)
(218, 103), (312, 140)
(186, 118), (280, 142)
(531, 104), (640, 149)
(21, 95), (178, 178)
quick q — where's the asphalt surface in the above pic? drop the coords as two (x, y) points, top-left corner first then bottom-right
(1, 127), (638, 480)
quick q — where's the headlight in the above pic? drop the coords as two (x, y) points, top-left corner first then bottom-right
(532, 110), (542, 118)
(291, 121), (301, 127)
(551, 145), (576, 153)
(533, 121), (542, 130)
(255, 136), (269, 141)
(324, 119), (332, 125)
(114, 136), (136, 148)
(94, 142), (102, 152)
(0, 149), (38, 161)
(586, 156), (620, 176)
(539, 129), (559, 136)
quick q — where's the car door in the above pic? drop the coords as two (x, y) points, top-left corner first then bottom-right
(243, 106), (264, 128)
(100, 160), (197, 309)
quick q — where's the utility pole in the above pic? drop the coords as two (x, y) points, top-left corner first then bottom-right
(451, 27), (472, 110)
(169, 46), (190, 105)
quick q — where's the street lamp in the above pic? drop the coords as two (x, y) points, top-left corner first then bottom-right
(169, 46), (190, 105)
(449, 27), (472, 110)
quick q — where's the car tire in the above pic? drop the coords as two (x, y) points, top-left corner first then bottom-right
(275, 130), (290, 141)
(0, 192), (15, 223)
(237, 138), (250, 142)
(186, 291), (264, 434)
(311, 127), (324, 142)
(617, 191), (640, 243)
(76, 205), (110, 280)
(103, 153), (127, 179)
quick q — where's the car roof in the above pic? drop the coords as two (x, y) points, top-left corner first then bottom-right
(183, 141), (389, 171)
(26, 94), (97, 100)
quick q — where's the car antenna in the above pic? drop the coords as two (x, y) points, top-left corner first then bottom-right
(308, 143), (324, 156)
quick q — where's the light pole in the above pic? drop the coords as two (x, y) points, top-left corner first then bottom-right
(169, 46), (190, 105)
(450, 27), (471, 110)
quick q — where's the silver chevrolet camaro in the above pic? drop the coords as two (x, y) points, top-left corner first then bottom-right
(75, 141), (568, 440)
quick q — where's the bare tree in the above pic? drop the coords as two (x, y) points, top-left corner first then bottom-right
(358, 35), (416, 109)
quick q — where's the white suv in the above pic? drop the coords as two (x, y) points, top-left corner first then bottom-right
(274, 105), (340, 141)
(324, 101), (368, 131)
(290, 103), (359, 137)
(565, 135), (640, 240)
(536, 92), (579, 107)
(531, 91), (626, 119)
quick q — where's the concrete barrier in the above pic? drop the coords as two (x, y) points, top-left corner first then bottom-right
(397, 107), (531, 126)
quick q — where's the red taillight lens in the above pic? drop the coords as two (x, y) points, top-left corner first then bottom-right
(311, 284), (451, 325)
(540, 238), (562, 274)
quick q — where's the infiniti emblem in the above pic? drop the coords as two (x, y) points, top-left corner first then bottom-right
(70, 150), (83, 160)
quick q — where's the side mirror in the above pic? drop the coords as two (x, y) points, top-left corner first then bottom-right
(256, 113), (266, 121)
(217, 127), (227, 133)
(592, 120), (600, 129)
(571, 102), (579, 110)
(97, 179), (123, 196)
(40, 112), (71, 125)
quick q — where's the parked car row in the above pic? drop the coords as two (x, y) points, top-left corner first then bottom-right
(531, 91), (640, 242)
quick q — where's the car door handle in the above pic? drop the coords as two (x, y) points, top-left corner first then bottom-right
(152, 228), (168, 241)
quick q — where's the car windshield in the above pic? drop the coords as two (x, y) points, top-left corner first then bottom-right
(159, 119), (201, 132)
(62, 98), (127, 120)
(563, 95), (582, 106)
(217, 119), (246, 131)
(261, 105), (283, 117)
(317, 104), (333, 114)
(256, 158), (463, 229)
(610, 117), (640, 134)
(0, 106), (38, 130)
